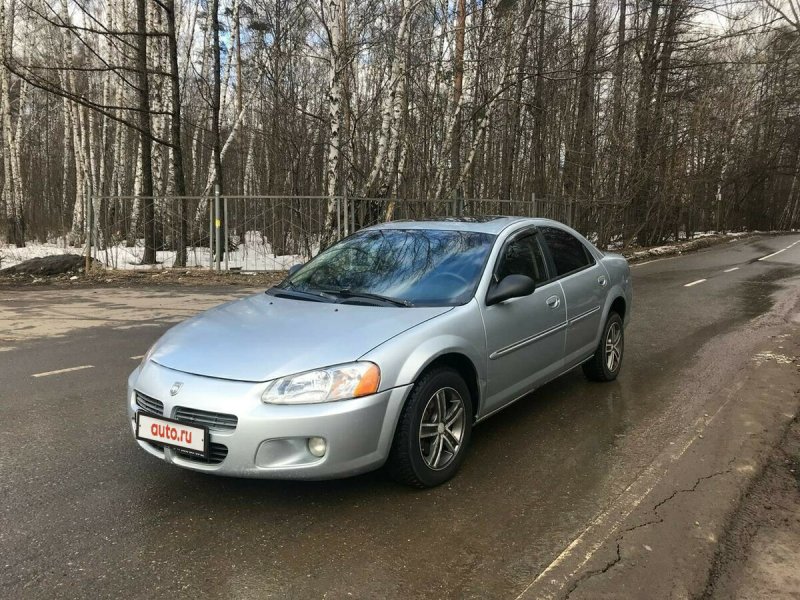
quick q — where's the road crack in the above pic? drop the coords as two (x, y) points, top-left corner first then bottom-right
(564, 543), (621, 599)
(651, 466), (733, 515)
(563, 464), (735, 599)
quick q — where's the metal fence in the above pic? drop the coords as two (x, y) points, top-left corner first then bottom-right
(84, 193), (628, 271)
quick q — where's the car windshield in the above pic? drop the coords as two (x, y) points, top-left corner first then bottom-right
(275, 228), (496, 307)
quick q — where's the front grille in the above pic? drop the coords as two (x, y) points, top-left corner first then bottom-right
(135, 393), (229, 465)
(174, 442), (228, 465)
(135, 392), (164, 415)
(173, 406), (238, 432)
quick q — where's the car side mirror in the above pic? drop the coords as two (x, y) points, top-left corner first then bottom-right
(486, 274), (536, 306)
(287, 263), (304, 277)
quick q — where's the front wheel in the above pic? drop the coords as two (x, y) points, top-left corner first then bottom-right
(387, 367), (473, 488)
(582, 312), (624, 382)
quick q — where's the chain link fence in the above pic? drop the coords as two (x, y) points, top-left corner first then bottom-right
(83, 194), (627, 271)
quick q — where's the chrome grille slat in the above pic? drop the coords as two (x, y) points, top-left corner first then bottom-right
(173, 406), (238, 432)
(135, 392), (164, 415)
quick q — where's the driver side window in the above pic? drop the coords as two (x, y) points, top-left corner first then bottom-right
(496, 233), (549, 284)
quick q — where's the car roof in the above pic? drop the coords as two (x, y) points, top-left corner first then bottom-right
(366, 216), (565, 235)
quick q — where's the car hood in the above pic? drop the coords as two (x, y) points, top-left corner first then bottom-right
(150, 293), (452, 382)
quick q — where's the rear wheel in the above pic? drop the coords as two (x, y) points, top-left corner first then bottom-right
(582, 312), (624, 382)
(387, 367), (472, 488)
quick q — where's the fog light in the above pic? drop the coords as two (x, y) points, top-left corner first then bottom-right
(307, 437), (327, 458)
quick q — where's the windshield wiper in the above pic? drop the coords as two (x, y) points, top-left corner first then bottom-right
(325, 288), (412, 307)
(268, 285), (337, 303)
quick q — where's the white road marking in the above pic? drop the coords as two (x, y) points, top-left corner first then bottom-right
(758, 248), (785, 261)
(32, 365), (94, 378)
(516, 381), (742, 600)
(130, 355), (145, 360)
(630, 255), (681, 268)
(684, 279), (707, 287)
(723, 267), (739, 273)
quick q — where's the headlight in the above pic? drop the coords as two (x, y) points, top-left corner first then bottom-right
(262, 362), (381, 404)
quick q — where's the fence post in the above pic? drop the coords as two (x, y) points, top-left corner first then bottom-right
(223, 194), (229, 270)
(336, 196), (341, 240)
(84, 185), (92, 274)
(208, 197), (214, 269)
(532, 192), (538, 217)
(343, 194), (349, 237)
(214, 184), (222, 271)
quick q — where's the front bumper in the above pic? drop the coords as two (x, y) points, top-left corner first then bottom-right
(127, 361), (411, 479)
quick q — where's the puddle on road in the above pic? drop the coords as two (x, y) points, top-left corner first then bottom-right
(738, 266), (800, 318)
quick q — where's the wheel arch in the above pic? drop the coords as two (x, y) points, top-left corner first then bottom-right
(609, 295), (626, 320)
(416, 352), (482, 421)
(592, 289), (628, 350)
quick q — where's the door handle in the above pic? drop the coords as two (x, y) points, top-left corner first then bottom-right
(546, 295), (560, 309)
(598, 276), (608, 287)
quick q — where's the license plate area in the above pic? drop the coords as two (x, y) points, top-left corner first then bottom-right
(136, 412), (209, 459)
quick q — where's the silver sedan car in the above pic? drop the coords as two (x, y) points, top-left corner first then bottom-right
(127, 217), (631, 487)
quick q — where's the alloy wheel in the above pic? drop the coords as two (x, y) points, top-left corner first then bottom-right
(418, 387), (466, 471)
(605, 321), (622, 372)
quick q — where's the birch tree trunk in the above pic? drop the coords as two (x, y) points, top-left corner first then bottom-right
(0, 0), (23, 245)
(360, 0), (414, 198)
(532, 0), (547, 198)
(69, 104), (87, 245)
(59, 0), (85, 247)
(211, 0), (223, 194)
(451, 0), (466, 194)
(322, 0), (344, 243)
(164, 0), (188, 266)
(136, 0), (156, 264)
(609, 0), (627, 200)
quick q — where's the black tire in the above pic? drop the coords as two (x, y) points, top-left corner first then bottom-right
(387, 367), (473, 488)
(582, 311), (624, 382)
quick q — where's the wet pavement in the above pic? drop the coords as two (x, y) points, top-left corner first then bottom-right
(1, 234), (799, 599)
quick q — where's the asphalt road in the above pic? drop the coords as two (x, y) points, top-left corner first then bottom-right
(1, 234), (799, 599)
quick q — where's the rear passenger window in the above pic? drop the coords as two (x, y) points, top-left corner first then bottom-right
(496, 233), (549, 284)
(540, 227), (593, 276)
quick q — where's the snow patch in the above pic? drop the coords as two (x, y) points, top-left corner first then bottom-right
(752, 351), (796, 365)
(1, 231), (311, 272)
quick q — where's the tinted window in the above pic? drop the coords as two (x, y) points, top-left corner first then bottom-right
(540, 226), (592, 276)
(496, 233), (549, 284)
(279, 229), (495, 307)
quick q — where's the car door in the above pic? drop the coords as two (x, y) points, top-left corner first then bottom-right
(539, 226), (605, 368)
(481, 228), (567, 415)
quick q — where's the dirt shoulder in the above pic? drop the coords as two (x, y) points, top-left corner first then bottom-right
(703, 417), (800, 600)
